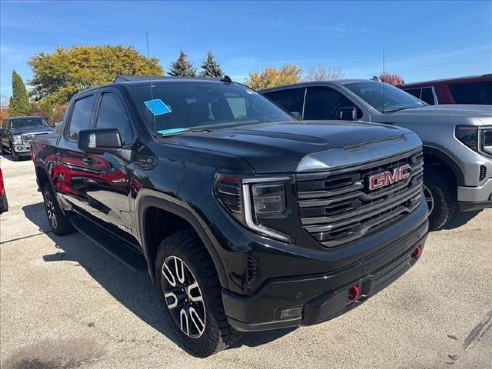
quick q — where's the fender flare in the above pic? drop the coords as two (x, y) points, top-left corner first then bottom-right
(423, 145), (465, 186)
(135, 189), (228, 288)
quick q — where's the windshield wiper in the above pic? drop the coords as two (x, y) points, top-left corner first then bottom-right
(383, 107), (408, 113)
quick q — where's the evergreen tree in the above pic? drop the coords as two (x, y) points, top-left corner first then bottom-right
(200, 52), (224, 78)
(9, 71), (30, 116)
(168, 50), (196, 77)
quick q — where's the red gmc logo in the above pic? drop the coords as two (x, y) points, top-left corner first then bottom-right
(368, 164), (412, 191)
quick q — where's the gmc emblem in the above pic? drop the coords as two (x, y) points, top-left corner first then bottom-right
(368, 164), (412, 191)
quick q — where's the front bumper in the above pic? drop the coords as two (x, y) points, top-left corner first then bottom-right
(458, 178), (492, 211)
(222, 216), (428, 332)
(13, 144), (31, 154)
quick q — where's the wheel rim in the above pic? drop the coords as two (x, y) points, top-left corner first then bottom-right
(423, 185), (434, 215)
(161, 256), (206, 339)
(44, 190), (58, 229)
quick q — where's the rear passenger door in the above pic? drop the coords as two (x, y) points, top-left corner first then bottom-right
(303, 86), (361, 121)
(264, 88), (305, 117)
(57, 93), (97, 212)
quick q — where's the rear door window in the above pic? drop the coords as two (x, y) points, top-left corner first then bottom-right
(449, 81), (492, 104)
(420, 87), (435, 105)
(66, 95), (95, 141)
(404, 88), (421, 99)
(264, 88), (305, 115)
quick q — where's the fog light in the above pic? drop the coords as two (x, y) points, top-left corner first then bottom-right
(279, 306), (303, 320)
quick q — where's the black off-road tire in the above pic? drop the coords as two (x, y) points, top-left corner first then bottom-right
(155, 230), (241, 357)
(42, 182), (75, 235)
(10, 143), (19, 161)
(424, 167), (457, 231)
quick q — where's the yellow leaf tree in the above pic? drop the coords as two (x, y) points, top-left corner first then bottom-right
(244, 64), (302, 90)
(29, 45), (164, 104)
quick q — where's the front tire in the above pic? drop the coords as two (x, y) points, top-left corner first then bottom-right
(155, 230), (240, 357)
(42, 182), (75, 235)
(10, 143), (19, 161)
(423, 168), (457, 231)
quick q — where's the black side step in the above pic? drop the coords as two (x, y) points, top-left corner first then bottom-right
(71, 214), (147, 272)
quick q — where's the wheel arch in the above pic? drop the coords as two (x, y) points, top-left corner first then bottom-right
(35, 164), (52, 191)
(135, 189), (228, 289)
(423, 146), (464, 186)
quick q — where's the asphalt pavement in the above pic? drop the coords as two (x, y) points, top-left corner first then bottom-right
(1, 155), (491, 369)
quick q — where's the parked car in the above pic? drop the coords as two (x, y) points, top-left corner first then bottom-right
(31, 76), (428, 357)
(0, 168), (8, 214)
(262, 80), (492, 230)
(399, 74), (492, 105)
(0, 116), (54, 161)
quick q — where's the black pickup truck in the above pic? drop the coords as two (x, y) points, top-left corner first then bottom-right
(1, 116), (53, 160)
(31, 77), (428, 357)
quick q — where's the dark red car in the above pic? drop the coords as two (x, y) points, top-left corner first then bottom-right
(400, 74), (492, 105)
(0, 167), (8, 214)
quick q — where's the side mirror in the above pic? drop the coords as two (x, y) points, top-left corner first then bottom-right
(336, 107), (358, 121)
(78, 128), (122, 154)
(290, 111), (302, 120)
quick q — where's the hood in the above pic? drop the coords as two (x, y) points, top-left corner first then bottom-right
(163, 121), (421, 174)
(10, 126), (54, 136)
(381, 105), (492, 123)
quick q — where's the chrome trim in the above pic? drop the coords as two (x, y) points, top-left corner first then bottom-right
(242, 176), (292, 184)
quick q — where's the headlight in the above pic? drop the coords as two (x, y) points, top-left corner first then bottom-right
(252, 183), (286, 215)
(12, 135), (22, 145)
(482, 128), (492, 155)
(214, 174), (291, 242)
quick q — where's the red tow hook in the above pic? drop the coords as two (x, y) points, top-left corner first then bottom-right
(347, 284), (361, 301)
(411, 245), (422, 259)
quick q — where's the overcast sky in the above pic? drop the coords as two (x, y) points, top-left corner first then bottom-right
(1, 0), (491, 98)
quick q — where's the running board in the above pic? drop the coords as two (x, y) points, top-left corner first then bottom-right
(70, 214), (147, 272)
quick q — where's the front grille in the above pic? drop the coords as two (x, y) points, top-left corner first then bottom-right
(296, 148), (424, 247)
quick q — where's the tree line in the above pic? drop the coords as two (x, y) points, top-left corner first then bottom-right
(5, 45), (404, 123)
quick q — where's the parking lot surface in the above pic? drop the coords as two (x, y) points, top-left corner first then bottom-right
(1, 155), (491, 369)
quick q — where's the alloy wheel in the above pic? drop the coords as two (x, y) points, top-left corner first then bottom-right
(423, 185), (434, 215)
(161, 256), (206, 338)
(44, 190), (58, 229)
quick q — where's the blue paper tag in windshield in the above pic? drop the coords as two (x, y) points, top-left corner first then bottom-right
(158, 128), (188, 135)
(144, 99), (171, 116)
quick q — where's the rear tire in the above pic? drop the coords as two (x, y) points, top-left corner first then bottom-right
(424, 167), (457, 231)
(42, 182), (75, 235)
(155, 230), (240, 357)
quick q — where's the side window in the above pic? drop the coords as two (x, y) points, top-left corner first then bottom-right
(1, 120), (8, 130)
(67, 95), (95, 141)
(420, 88), (435, 105)
(404, 88), (421, 99)
(449, 81), (492, 104)
(304, 86), (357, 120)
(264, 88), (304, 114)
(95, 93), (133, 145)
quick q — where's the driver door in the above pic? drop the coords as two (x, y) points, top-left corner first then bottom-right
(303, 86), (361, 121)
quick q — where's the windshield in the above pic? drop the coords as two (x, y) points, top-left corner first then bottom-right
(344, 81), (426, 112)
(10, 118), (45, 129)
(128, 81), (294, 135)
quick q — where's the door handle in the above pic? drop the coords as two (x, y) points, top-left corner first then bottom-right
(82, 157), (95, 166)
